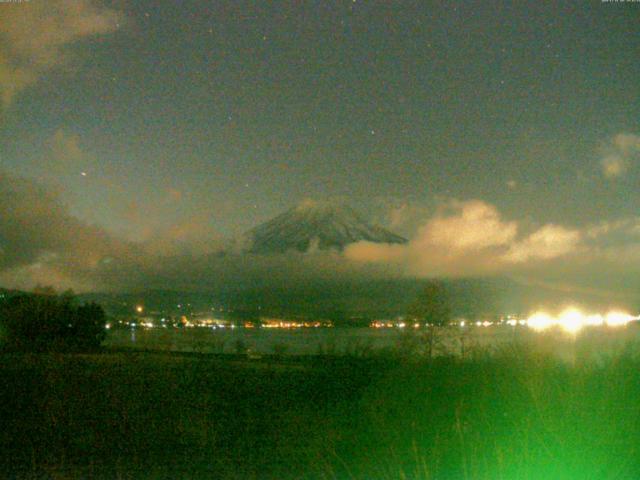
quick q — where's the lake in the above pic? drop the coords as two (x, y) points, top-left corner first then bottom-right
(105, 324), (640, 361)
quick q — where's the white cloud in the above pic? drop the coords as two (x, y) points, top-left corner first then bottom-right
(346, 200), (518, 277)
(141, 216), (225, 257)
(585, 218), (640, 239)
(0, 0), (122, 106)
(0, 171), (135, 290)
(1, 172), (638, 297)
(346, 199), (585, 277)
(417, 200), (517, 251)
(502, 224), (582, 263)
(600, 133), (640, 179)
(601, 155), (627, 179)
(613, 133), (640, 154)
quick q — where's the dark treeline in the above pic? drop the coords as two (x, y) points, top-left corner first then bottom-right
(0, 288), (107, 352)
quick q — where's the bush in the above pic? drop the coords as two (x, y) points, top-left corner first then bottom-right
(0, 291), (107, 352)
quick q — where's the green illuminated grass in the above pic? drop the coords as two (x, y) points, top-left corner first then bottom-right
(0, 344), (639, 479)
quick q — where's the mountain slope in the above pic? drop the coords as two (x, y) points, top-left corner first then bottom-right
(245, 201), (407, 254)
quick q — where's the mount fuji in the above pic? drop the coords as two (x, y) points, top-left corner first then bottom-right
(244, 200), (407, 254)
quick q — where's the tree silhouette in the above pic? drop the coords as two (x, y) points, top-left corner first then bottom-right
(408, 280), (452, 327)
(407, 280), (452, 357)
(0, 289), (107, 352)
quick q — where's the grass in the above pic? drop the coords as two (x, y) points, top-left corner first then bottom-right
(1, 342), (640, 479)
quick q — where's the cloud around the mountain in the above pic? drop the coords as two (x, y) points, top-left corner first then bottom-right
(0, 173), (379, 292)
(346, 200), (520, 276)
(502, 224), (582, 263)
(346, 200), (517, 274)
(0, 172), (234, 291)
(418, 200), (517, 251)
(0, 173), (639, 301)
(345, 199), (635, 296)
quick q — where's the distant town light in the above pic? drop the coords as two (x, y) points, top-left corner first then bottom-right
(558, 308), (583, 334)
(605, 311), (635, 327)
(584, 314), (604, 327)
(527, 312), (554, 331)
(525, 309), (638, 333)
(135, 305), (144, 313)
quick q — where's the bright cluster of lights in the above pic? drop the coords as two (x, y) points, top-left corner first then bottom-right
(370, 321), (421, 329)
(525, 308), (639, 334)
(262, 320), (329, 329)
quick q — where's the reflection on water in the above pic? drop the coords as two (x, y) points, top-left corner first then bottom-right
(105, 324), (640, 360)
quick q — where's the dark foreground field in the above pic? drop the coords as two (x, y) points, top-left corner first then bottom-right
(1, 346), (640, 479)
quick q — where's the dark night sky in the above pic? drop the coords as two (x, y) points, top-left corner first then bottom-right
(0, 0), (639, 299)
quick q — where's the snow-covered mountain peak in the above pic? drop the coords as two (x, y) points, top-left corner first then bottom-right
(245, 201), (407, 254)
